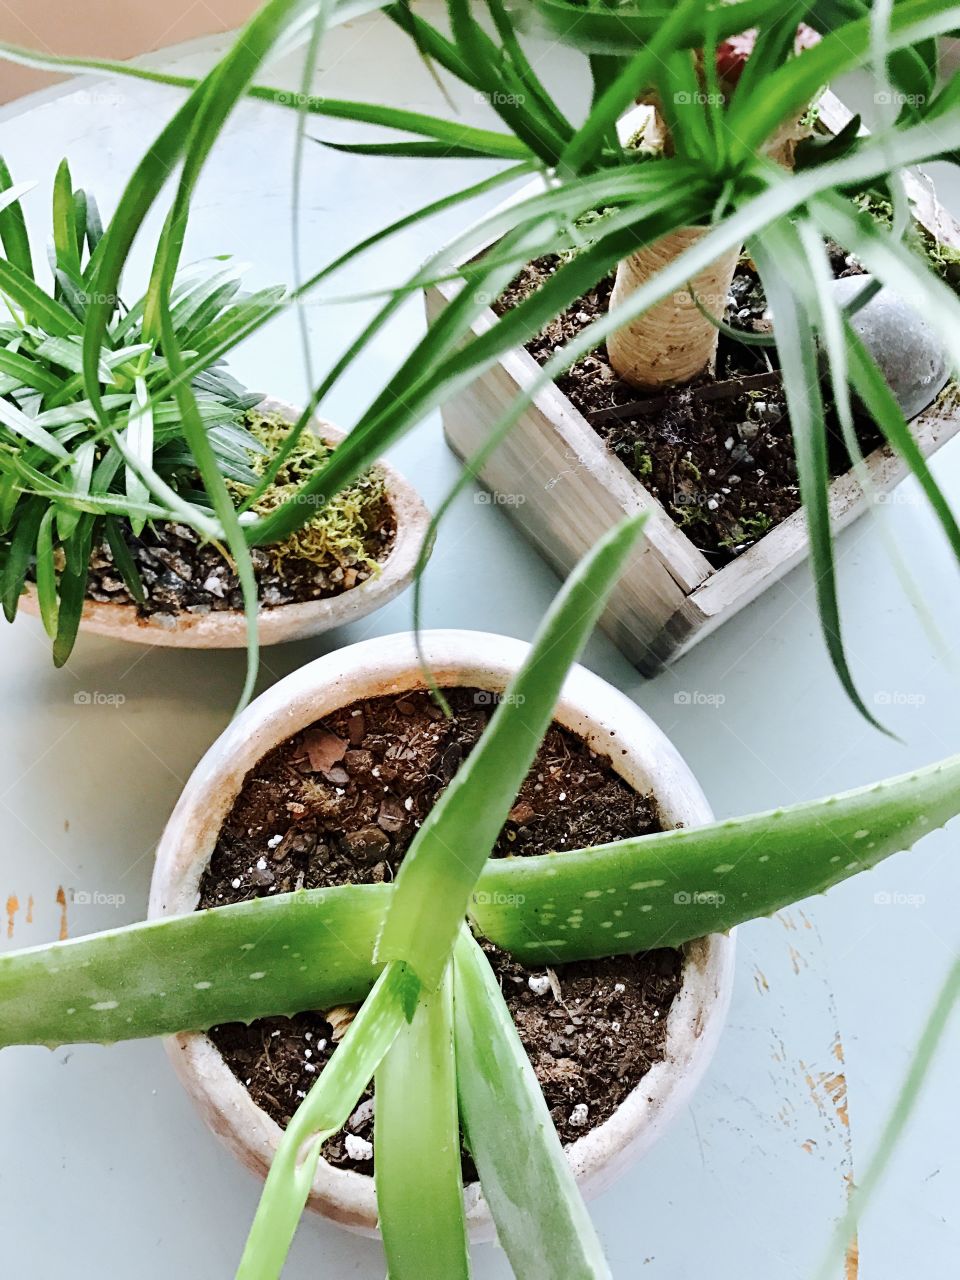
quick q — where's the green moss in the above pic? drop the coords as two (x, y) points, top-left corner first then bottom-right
(853, 190), (960, 287)
(719, 511), (773, 551)
(799, 102), (821, 130)
(557, 206), (621, 265)
(231, 410), (389, 578)
(632, 442), (653, 477)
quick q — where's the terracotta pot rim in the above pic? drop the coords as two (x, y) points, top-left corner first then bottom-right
(148, 630), (735, 1238)
(18, 397), (431, 649)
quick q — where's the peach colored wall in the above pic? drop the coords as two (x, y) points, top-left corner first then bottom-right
(0, 1), (261, 104)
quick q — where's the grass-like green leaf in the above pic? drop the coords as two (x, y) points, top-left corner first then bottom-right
(453, 928), (610, 1279)
(376, 968), (468, 1280)
(34, 506), (59, 637)
(472, 752), (960, 959)
(0, 156), (34, 280)
(236, 959), (418, 1280)
(751, 224), (883, 731)
(376, 513), (647, 989)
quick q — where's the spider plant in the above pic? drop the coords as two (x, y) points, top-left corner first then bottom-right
(10, 0), (956, 727)
(0, 158), (292, 678)
(1, 516), (959, 1279)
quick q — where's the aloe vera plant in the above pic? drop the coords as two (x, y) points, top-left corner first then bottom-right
(2, 516), (960, 1278)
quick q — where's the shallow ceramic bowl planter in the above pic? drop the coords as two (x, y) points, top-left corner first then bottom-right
(430, 94), (960, 673)
(148, 629), (735, 1237)
(19, 397), (430, 649)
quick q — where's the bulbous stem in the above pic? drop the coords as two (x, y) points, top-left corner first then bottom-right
(606, 228), (741, 390)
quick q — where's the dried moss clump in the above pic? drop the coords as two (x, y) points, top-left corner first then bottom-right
(233, 411), (390, 579)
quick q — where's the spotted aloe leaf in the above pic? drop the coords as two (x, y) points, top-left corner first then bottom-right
(376, 513), (647, 989)
(0, 884), (387, 1048)
(471, 753), (960, 961)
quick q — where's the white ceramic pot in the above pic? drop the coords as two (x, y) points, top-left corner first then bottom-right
(148, 630), (735, 1237)
(20, 398), (430, 648)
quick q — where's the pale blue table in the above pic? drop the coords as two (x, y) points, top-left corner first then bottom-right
(1, 9), (958, 1277)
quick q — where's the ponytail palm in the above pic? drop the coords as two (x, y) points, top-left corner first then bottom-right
(6, 0), (958, 722)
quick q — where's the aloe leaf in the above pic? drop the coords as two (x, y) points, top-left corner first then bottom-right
(0, 883), (389, 1048)
(376, 968), (468, 1280)
(473, 752), (960, 960)
(376, 514), (647, 989)
(453, 929), (610, 1280)
(236, 959), (419, 1280)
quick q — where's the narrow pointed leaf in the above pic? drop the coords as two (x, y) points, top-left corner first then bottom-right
(453, 929), (610, 1279)
(376, 968), (468, 1280)
(376, 514), (647, 988)
(237, 960), (418, 1280)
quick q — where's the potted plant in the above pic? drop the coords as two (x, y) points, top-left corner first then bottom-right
(0, 161), (430, 676)
(391, 0), (960, 715)
(5, 1), (960, 724)
(2, 517), (959, 1279)
(148, 626), (736, 1236)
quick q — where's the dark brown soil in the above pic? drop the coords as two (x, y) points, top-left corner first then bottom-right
(493, 247), (883, 565)
(84, 500), (395, 623)
(198, 687), (682, 1178)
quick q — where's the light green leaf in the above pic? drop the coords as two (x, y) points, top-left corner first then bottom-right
(453, 928), (610, 1279)
(376, 514), (647, 989)
(376, 968), (468, 1280)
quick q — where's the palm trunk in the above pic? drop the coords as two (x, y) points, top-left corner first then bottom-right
(606, 229), (741, 389)
(606, 109), (810, 391)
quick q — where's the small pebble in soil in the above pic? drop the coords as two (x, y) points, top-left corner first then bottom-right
(528, 974), (552, 997)
(569, 1103), (589, 1129)
(344, 1134), (374, 1162)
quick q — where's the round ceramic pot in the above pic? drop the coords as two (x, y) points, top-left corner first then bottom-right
(20, 398), (430, 648)
(148, 630), (735, 1237)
